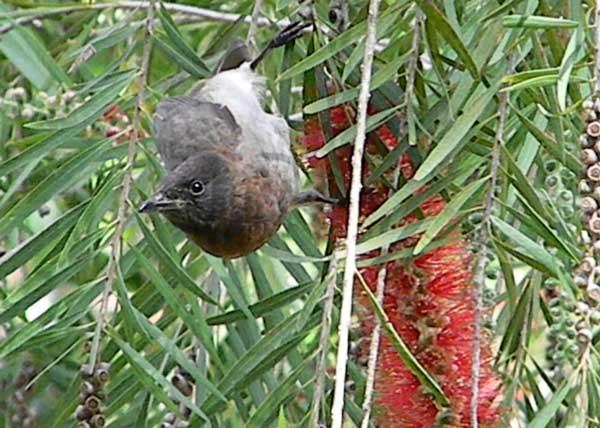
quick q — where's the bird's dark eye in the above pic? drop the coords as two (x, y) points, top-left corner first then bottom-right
(190, 180), (205, 196)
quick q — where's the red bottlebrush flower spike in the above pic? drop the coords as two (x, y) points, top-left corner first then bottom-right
(300, 101), (502, 427)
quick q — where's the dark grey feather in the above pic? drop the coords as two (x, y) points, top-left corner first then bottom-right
(154, 96), (242, 171)
(216, 39), (251, 72)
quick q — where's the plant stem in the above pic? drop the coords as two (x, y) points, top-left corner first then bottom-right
(330, 0), (381, 426)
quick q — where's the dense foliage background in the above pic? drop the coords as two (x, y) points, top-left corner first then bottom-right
(0, 0), (598, 427)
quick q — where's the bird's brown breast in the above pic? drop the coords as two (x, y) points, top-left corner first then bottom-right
(182, 167), (289, 258)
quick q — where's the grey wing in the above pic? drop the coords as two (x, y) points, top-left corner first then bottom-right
(154, 96), (241, 171)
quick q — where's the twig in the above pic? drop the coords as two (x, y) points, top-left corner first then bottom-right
(0, 1), (280, 38)
(88, 0), (156, 372)
(330, 0), (382, 426)
(309, 259), (338, 428)
(359, 13), (422, 428)
(469, 57), (512, 428)
(595, 0), (600, 94)
(246, 0), (264, 54)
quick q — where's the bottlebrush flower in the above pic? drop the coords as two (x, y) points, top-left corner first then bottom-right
(300, 103), (501, 427)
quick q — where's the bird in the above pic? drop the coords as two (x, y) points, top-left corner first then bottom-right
(139, 22), (336, 259)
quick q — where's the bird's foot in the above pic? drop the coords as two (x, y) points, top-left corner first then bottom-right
(269, 21), (312, 49)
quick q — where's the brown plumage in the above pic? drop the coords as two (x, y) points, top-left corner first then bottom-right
(140, 23), (336, 258)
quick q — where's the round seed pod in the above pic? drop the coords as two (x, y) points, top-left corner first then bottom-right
(175, 421), (190, 428)
(164, 413), (176, 423)
(588, 215), (600, 233)
(77, 422), (92, 428)
(592, 186), (600, 202)
(577, 328), (592, 344)
(594, 140), (600, 155)
(588, 111), (598, 122)
(576, 319), (588, 331)
(583, 100), (595, 110)
(581, 149), (598, 165)
(580, 197), (597, 213)
(579, 179), (592, 194)
(576, 302), (591, 316)
(435, 409), (460, 426)
(587, 284), (600, 303)
(94, 363), (110, 385)
(580, 134), (592, 148)
(85, 395), (101, 411)
(588, 121), (600, 137)
(172, 373), (193, 397)
(90, 414), (106, 428)
(80, 381), (95, 396)
(22, 417), (36, 428)
(80, 364), (94, 378)
(581, 256), (596, 272)
(76, 405), (93, 420)
(587, 164), (600, 181)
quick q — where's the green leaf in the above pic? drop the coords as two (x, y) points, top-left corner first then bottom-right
(0, 202), (86, 279)
(303, 50), (412, 114)
(135, 212), (218, 304)
(275, 3), (405, 82)
(503, 15), (578, 29)
(157, 6), (210, 77)
(556, 27), (582, 111)
(414, 80), (500, 181)
(25, 71), (135, 129)
(527, 377), (572, 428)
(357, 273), (449, 407)
(0, 6), (71, 88)
(108, 329), (210, 422)
(413, 177), (486, 254)
(315, 105), (401, 157)
(0, 139), (109, 236)
(415, 0), (479, 79)
(245, 356), (314, 428)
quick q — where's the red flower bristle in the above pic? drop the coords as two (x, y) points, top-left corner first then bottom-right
(300, 99), (502, 427)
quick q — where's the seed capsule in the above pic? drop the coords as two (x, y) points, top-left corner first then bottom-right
(80, 381), (95, 396)
(581, 256), (596, 272)
(171, 373), (193, 397)
(94, 362), (110, 385)
(579, 179), (592, 193)
(580, 134), (592, 147)
(588, 121), (600, 137)
(76, 405), (93, 420)
(577, 328), (592, 344)
(582, 149), (598, 164)
(85, 395), (101, 411)
(90, 414), (106, 428)
(580, 197), (598, 213)
(583, 100), (595, 110)
(587, 284), (600, 302)
(588, 164), (600, 181)
(589, 215), (600, 233)
(576, 302), (591, 316)
(588, 111), (598, 122)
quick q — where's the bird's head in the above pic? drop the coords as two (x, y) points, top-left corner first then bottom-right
(139, 151), (233, 230)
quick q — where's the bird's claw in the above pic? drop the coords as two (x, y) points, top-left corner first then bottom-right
(270, 21), (312, 49)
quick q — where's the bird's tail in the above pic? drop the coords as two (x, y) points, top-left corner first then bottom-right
(216, 39), (251, 73)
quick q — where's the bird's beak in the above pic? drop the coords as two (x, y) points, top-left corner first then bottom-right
(139, 192), (175, 213)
